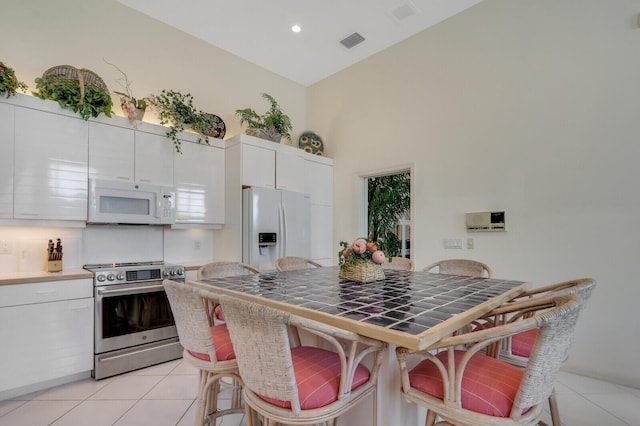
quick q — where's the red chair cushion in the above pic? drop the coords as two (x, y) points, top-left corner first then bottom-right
(214, 305), (225, 321)
(511, 328), (538, 358)
(408, 349), (526, 417)
(187, 324), (236, 362)
(258, 346), (371, 410)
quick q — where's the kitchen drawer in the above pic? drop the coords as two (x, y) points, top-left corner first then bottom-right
(0, 279), (93, 308)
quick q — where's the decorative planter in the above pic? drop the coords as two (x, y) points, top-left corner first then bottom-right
(246, 127), (282, 143)
(339, 262), (385, 283)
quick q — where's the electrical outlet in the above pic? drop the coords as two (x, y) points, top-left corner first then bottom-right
(467, 238), (474, 249)
(0, 240), (11, 255)
(193, 240), (201, 250)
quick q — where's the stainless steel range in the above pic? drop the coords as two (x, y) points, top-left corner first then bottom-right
(84, 261), (185, 380)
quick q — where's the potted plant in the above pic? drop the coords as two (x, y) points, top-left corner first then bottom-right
(235, 93), (293, 143)
(148, 89), (209, 153)
(32, 67), (113, 120)
(106, 60), (150, 126)
(0, 61), (28, 98)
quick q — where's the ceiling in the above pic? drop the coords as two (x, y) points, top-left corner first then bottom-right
(117, 0), (482, 87)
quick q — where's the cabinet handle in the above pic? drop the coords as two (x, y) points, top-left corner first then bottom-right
(18, 212), (39, 217)
(138, 179), (152, 183)
(35, 289), (56, 295)
(115, 176), (131, 181)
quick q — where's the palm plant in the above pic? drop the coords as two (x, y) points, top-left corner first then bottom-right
(367, 172), (411, 257)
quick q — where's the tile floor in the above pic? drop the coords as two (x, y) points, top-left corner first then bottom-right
(1, 359), (639, 426)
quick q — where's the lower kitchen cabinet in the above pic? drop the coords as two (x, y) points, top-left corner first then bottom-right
(0, 279), (94, 395)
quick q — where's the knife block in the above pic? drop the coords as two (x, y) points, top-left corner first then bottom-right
(47, 260), (62, 272)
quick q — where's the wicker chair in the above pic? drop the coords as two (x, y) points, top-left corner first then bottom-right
(162, 280), (243, 426)
(197, 261), (262, 324)
(396, 294), (584, 426)
(381, 256), (415, 271)
(197, 261), (262, 280)
(275, 256), (323, 272)
(217, 293), (386, 426)
(422, 259), (492, 278)
(478, 278), (596, 426)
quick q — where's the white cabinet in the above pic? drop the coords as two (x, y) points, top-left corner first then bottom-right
(0, 279), (94, 394)
(89, 122), (174, 186)
(174, 139), (225, 226)
(0, 102), (14, 219)
(88, 121), (135, 181)
(13, 107), (88, 221)
(135, 131), (174, 185)
(276, 149), (306, 192)
(242, 143), (276, 188)
(304, 157), (334, 265)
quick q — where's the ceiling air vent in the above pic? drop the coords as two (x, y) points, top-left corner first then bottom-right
(340, 32), (365, 49)
(389, 1), (420, 22)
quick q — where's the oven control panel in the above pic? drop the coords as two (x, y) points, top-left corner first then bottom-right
(89, 263), (185, 285)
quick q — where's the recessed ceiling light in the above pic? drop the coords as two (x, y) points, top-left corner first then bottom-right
(291, 24), (301, 33)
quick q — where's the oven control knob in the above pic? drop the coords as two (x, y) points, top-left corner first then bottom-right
(170, 270), (176, 276)
(177, 268), (184, 276)
(107, 274), (116, 281)
(116, 273), (124, 281)
(97, 274), (106, 282)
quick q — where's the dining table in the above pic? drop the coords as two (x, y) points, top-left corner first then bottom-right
(190, 266), (530, 425)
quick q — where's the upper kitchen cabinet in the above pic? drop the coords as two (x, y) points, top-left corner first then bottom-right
(134, 131), (174, 185)
(13, 106), (88, 222)
(88, 121), (174, 186)
(88, 121), (135, 181)
(241, 141), (276, 189)
(305, 156), (333, 206)
(276, 149), (306, 193)
(227, 134), (306, 191)
(173, 138), (225, 227)
(0, 103), (14, 219)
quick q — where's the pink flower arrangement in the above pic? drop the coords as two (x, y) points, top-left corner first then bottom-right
(338, 238), (387, 269)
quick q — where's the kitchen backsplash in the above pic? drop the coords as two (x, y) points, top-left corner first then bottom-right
(0, 225), (216, 273)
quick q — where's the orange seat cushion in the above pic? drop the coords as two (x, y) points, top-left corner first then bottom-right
(511, 328), (538, 358)
(258, 346), (371, 410)
(187, 324), (236, 362)
(408, 349), (526, 417)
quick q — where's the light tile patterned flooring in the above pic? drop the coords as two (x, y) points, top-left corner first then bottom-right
(1, 359), (639, 426)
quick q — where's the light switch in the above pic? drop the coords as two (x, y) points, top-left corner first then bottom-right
(443, 238), (463, 249)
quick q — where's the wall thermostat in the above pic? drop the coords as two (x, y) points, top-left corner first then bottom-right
(466, 211), (505, 232)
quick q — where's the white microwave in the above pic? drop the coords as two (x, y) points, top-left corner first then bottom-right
(88, 179), (176, 225)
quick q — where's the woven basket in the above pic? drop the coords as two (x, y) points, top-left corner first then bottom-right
(339, 262), (385, 283)
(41, 65), (108, 105)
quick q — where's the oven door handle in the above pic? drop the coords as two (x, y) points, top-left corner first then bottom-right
(97, 284), (166, 297)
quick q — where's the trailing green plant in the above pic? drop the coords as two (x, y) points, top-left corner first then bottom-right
(148, 89), (209, 153)
(235, 93), (293, 142)
(367, 172), (411, 257)
(0, 62), (28, 98)
(33, 74), (113, 120)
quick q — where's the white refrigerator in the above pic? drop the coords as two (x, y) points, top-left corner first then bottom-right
(242, 187), (311, 271)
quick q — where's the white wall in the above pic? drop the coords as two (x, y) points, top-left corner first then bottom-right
(0, 0), (306, 144)
(307, 0), (640, 387)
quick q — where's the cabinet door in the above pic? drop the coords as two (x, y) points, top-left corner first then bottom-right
(305, 159), (333, 206)
(88, 122), (134, 181)
(0, 103), (14, 218)
(310, 204), (334, 264)
(276, 149), (305, 192)
(14, 108), (88, 221)
(174, 141), (225, 225)
(242, 143), (275, 188)
(0, 297), (93, 393)
(135, 131), (174, 185)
